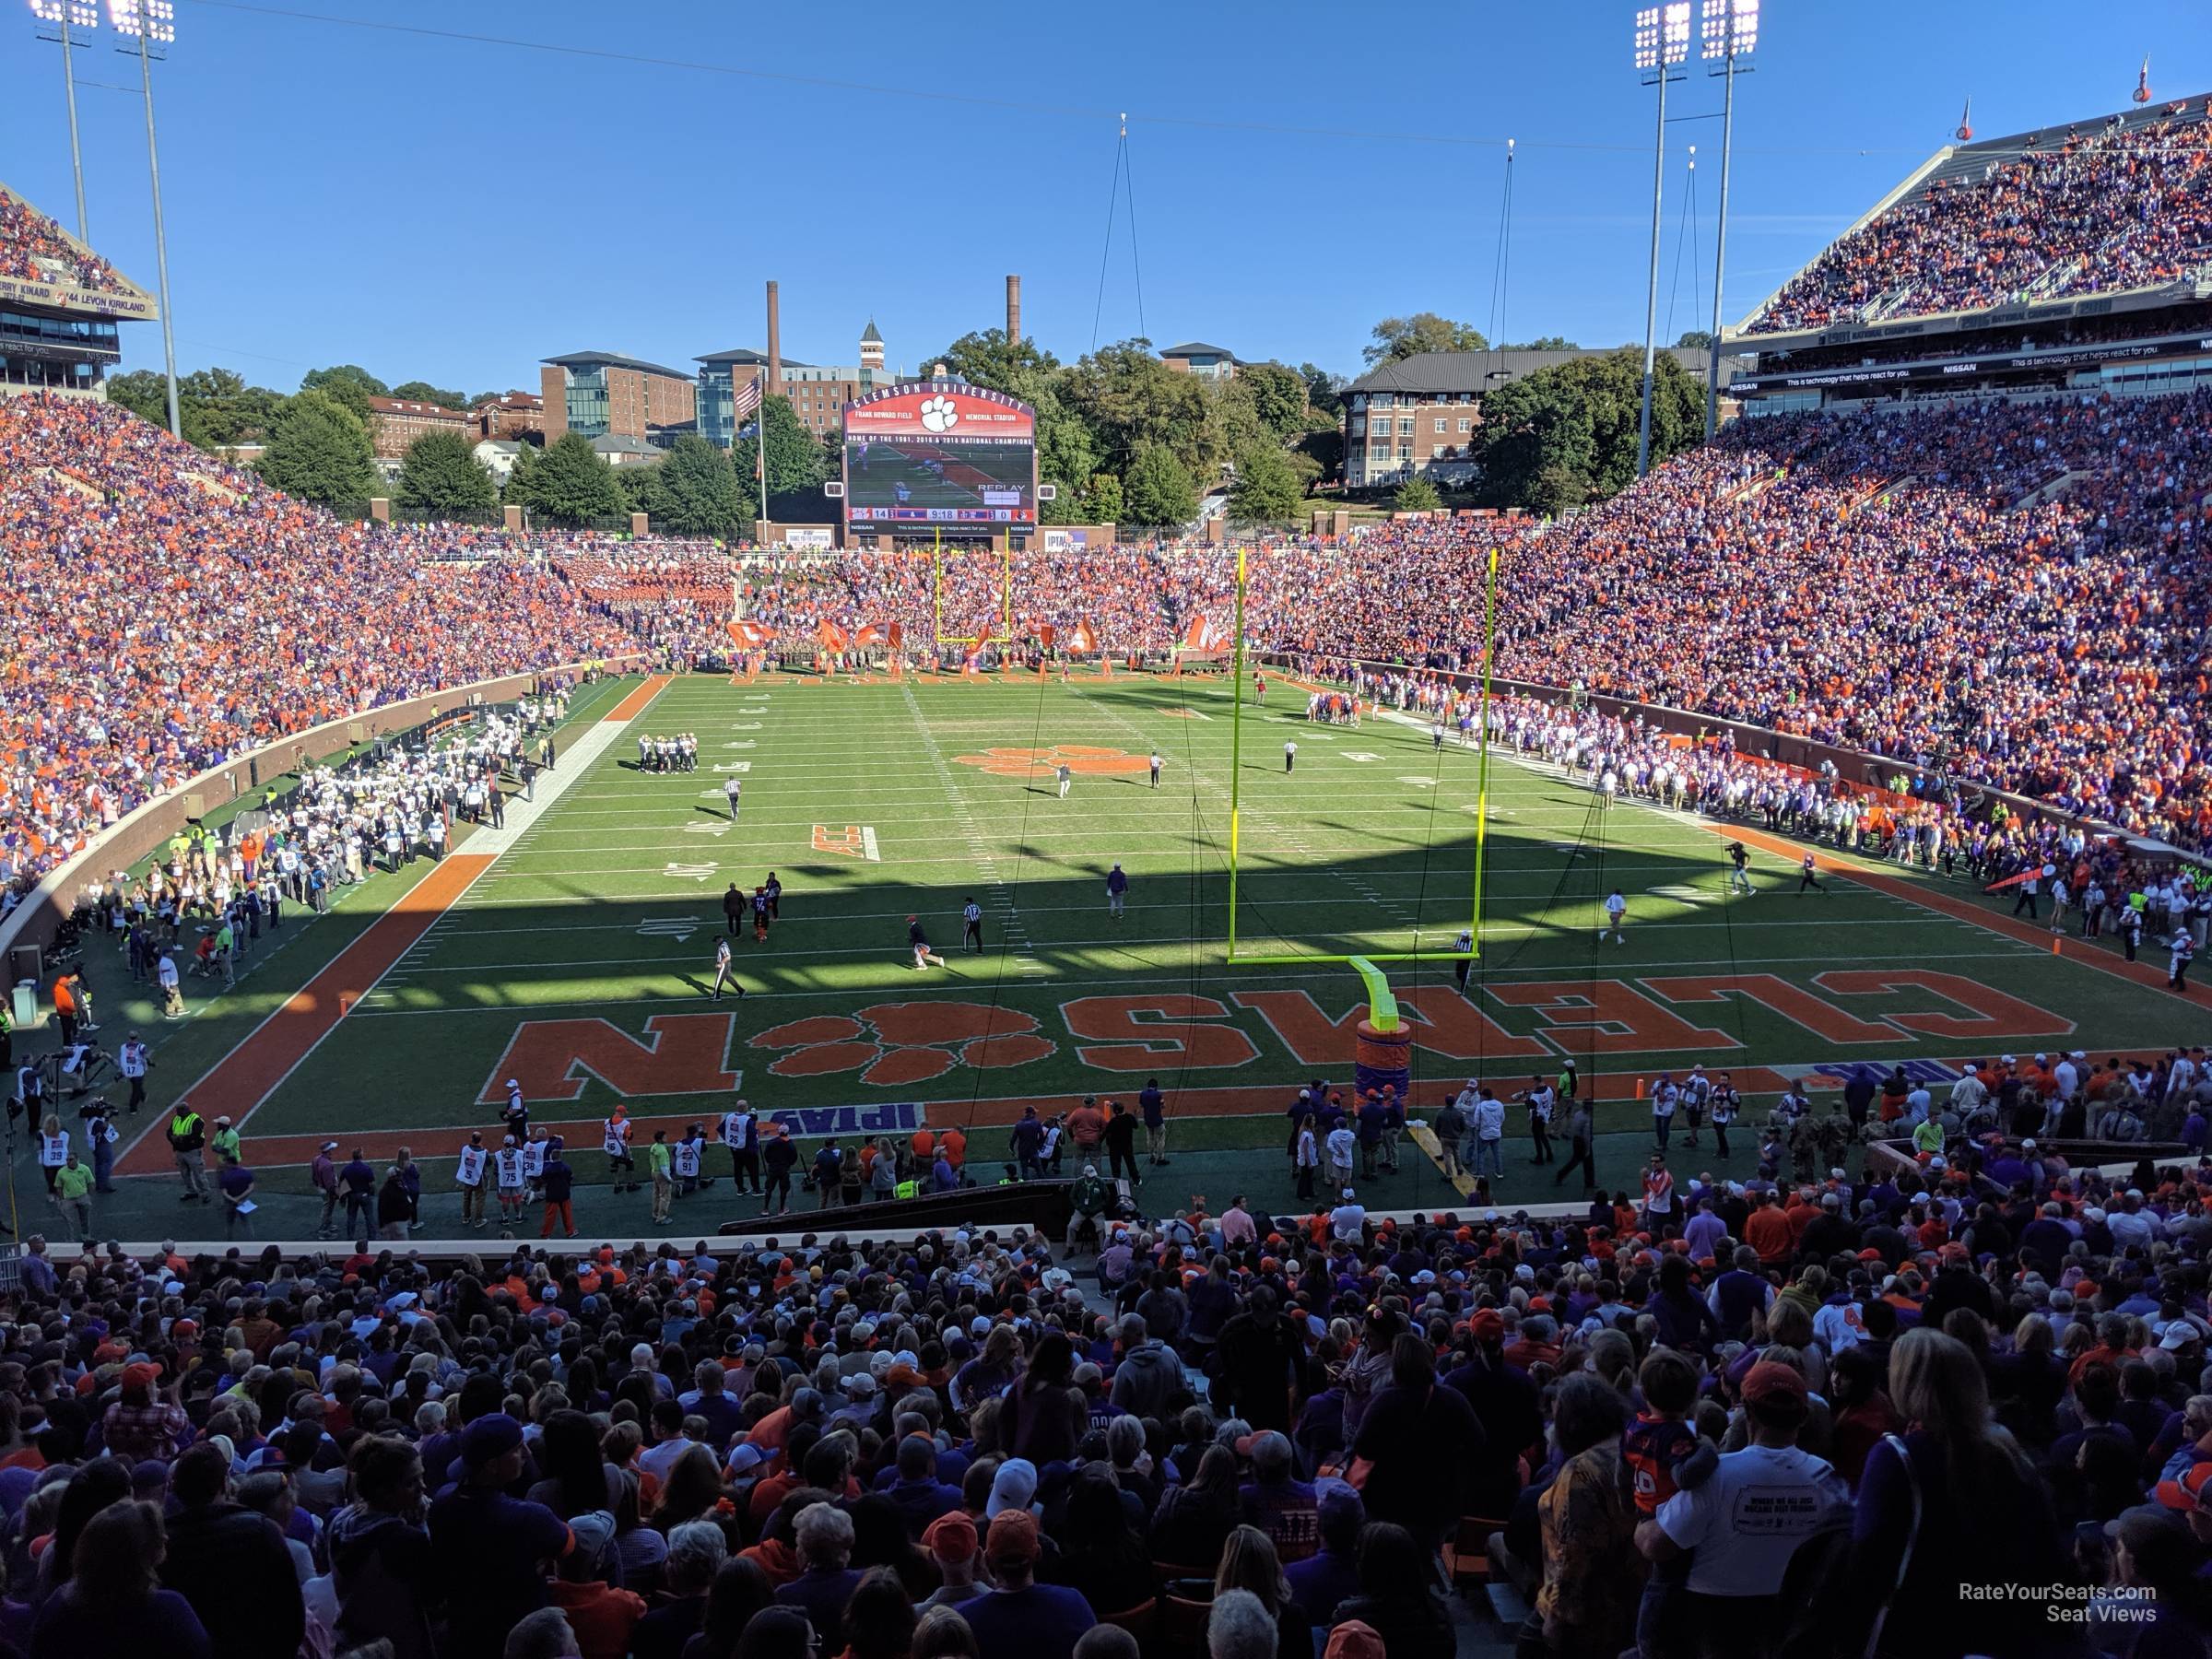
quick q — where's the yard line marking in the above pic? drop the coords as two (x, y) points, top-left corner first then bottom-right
(897, 683), (1041, 967)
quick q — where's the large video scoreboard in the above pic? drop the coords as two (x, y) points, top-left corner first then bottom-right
(841, 382), (1037, 526)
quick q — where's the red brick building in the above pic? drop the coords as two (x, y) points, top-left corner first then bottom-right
(363, 394), (468, 462)
(539, 351), (698, 448)
(470, 390), (545, 445)
(1342, 347), (1740, 488)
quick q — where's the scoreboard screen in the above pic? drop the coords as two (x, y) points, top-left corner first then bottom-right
(843, 437), (1036, 524)
(841, 383), (1037, 524)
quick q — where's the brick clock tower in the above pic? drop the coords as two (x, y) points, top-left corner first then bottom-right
(859, 320), (885, 374)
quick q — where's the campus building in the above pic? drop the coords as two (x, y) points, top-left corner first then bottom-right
(469, 390), (545, 445)
(538, 350), (698, 449)
(1159, 341), (1240, 382)
(1341, 347), (1740, 488)
(363, 394), (469, 462)
(698, 321), (897, 446)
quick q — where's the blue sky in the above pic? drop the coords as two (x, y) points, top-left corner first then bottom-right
(5, 0), (2206, 394)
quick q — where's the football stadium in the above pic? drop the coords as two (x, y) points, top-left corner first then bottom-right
(4, 6), (2212, 1656)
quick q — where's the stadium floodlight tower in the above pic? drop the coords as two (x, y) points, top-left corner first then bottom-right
(1700, 0), (1757, 441)
(1633, 3), (1689, 478)
(108, 0), (180, 440)
(27, 0), (100, 243)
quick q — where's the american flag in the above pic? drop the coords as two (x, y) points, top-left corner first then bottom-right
(732, 377), (764, 419)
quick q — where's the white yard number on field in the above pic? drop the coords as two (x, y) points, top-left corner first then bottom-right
(639, 917), (700, 941)
(1341, 751), (1382, 762)
(663, 862), (718, 881)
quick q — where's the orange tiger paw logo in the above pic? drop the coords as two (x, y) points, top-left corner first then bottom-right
(749, 1002), (1055, 1087)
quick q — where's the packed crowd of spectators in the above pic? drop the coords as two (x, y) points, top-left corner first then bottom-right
(556, 390), (2212, 853)
(0, 188), (131, 297)
(0, 397), (638, 887)
(11, 379), (2212, 894)
(8, 1094), (2212, 1659)
(1746, 103), (2212, 334)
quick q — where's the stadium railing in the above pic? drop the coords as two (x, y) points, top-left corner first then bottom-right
(0, 652), (651, 987)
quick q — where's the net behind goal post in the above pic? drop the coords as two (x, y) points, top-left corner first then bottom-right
(1222, 541), (1502, 969)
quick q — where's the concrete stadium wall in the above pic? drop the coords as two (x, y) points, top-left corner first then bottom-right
(0, 653), (650, 975)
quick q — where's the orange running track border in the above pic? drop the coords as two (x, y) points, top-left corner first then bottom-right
(121, 673), (674, 1173)
(606, 675), (670, 721)
(116, 853), (499, 1174)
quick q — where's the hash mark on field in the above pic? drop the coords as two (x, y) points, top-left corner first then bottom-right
(899, 683), (1039, 966)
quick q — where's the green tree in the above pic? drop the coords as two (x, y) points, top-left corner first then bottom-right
(1497, 335), (1580, 350)
(1393, 476), (1442, 512)
(1061, 339), (1208, 478)
(180, 368), (286, 449)
(107, 367), (283, 451)
(105, 370), (169, 429)
(508, 431), (624, 524)
(299, 364), (390, 422)
(1123, 441), (1197, 527)
(395, 429), (497, 517)
(933, 329), (1061, 402)
(1296, 361), (1347, 418)
(651, 434), (746, 537)
(1470, 369), (1597, 511)
(390, 380), (469, 410)
(1472, 346), (1703, 511)
(1527, 463), (1592, 518)
(732, 394), (829, 504)
(1035, 392), (1098, 525)
(1297, 428), (1345, 482)
(1228, 443), (1307, 524)
(1239, 362), (1310, 441)
(1082, 472), (1124, 524)
(255, 389), (378, 506)
(614, 460), (665, 518)
(1672, 329), (1715, 349)
(1362, 313), (1488, 366)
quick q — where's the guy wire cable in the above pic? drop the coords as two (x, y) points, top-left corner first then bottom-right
(1089, 123), (1126, 351)
(1121, 114), (1147, 343)
(1665, 145), (1702, 346)
(1488, 139), (1516, 346)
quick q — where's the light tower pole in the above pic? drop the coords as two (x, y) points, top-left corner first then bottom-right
(1634, 3), (1689, 478)
(1700, 0), (1758, 440)
(109, 0), (180, 438)
(29, 0), (100, 242)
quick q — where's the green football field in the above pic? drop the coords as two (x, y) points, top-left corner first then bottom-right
(65, 669), (2212, 1241)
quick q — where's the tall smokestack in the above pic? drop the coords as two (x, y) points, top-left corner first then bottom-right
(1006, 275), (1021, 347)
(765, 279), (781, 400)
